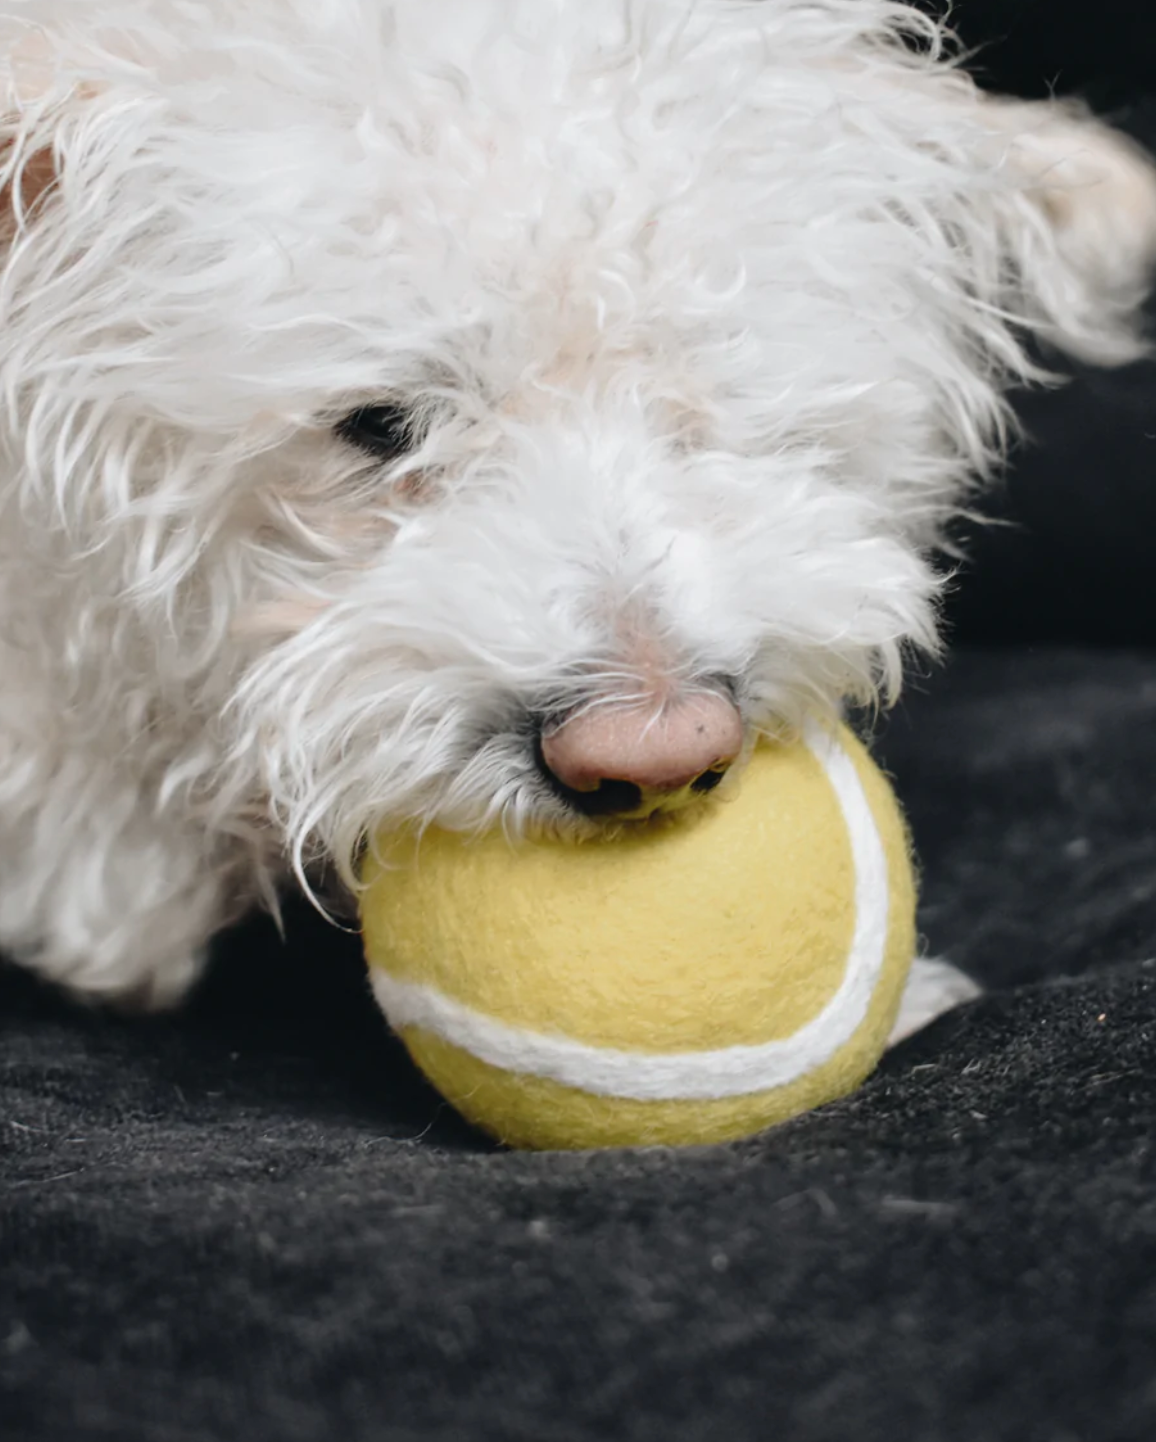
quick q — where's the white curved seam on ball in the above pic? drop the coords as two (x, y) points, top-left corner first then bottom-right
(369, 722), (892, 1101)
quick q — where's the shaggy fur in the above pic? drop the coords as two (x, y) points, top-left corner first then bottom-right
(1, 0), (1154, 1008)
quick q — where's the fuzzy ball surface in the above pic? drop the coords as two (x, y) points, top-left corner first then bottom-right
(361, 723), (915, 1149)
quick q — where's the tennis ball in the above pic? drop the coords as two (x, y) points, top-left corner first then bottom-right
(360, 722), (915, 1150)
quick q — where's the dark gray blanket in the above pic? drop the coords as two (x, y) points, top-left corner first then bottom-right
(5, 649), (1156, 1442)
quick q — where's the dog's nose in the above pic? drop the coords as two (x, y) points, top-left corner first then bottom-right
(539, 692), (744, 818)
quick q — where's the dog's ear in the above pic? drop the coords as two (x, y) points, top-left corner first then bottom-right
(0, 140), (58, 239)
(979, 94), (1156, 365)
(821, 48), (1156, 367)
(1, 28), (67, 238)
(2, 22), (164, 247)
(0, 25), (120, 239)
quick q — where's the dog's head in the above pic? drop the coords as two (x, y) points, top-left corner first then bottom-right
(2, 0), (1149, 884)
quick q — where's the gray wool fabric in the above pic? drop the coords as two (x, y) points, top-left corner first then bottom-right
(6, 647), (1156, 1442)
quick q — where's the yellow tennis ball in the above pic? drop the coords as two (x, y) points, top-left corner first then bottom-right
(360, 722), (915, 1151)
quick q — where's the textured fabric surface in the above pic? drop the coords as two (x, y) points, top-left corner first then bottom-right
(5, 647), (1156, 1442)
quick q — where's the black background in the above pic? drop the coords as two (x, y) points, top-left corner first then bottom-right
(922, 0), (1156, 645)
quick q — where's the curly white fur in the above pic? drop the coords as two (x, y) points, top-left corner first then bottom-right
(0, 0), (1153, 1005)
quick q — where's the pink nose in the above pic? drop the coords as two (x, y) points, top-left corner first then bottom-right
(540, 692), (744, 812)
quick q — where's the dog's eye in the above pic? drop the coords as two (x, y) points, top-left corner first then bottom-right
(336, 403), (412, 459)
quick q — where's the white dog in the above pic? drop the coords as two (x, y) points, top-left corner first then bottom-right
(1, 1), (1153, 1027)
